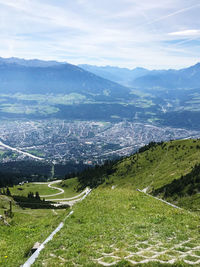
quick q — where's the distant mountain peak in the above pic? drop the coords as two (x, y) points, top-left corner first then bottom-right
(0, 57), (65, 68)
(191, 62), (200, 68)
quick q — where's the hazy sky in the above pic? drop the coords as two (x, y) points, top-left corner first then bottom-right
(0, 0), (200, 69)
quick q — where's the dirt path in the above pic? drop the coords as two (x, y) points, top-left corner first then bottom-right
(34, 180), (91, 206)
(33, 180), (64, 198)
(49, 187), (90, 201)
(52, 188), (92, 207)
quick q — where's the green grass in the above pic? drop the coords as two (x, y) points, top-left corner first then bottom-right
(0, 93), (86, 104)
(27, 149), (45, 157)
(0, 195), (67, 267)
(8, 178), (81, 200)
(0, 103), (59, 115)
(103, 139), (200, 192)
(46, 178), (81, 200)
(32, 188), (200, 266)
(161, 188), (200, 214)
(2, 139), (200, 266)
(0, 150), (5, 155)
(9, 183), (59, 197)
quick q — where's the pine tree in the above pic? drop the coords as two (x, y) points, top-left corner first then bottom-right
(6, 187), (11, 196)
(35, 191), (40, 200)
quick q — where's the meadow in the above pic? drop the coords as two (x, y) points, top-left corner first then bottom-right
(0, 195), (67, 267)
(33, 188), (200, 266)
(106, 139), (200, 192)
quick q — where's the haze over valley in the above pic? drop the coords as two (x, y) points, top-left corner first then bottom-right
(1, 58), (200, 171)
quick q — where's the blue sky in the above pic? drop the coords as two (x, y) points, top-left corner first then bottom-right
(0, 0), (200, 69)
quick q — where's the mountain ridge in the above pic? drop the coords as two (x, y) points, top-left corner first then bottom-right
(79, 62), (200, 89)
(0, 57), (131, 98)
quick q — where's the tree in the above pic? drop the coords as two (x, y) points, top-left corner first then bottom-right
(35, 191), (40, 200)
(28, 192), (34, 199)
(6, 187), (11, 196)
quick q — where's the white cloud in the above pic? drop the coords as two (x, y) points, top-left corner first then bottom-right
(168, 29), (200, 36)
(0, 0), (200, 69)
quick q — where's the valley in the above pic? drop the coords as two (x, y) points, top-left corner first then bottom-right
(0, 119), (199, 166)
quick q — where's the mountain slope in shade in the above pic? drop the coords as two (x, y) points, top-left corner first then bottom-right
(77, 139), (200, 212)
(79, 63), (200, 90)
(79, 64), (149, 86)
(132, 63), (200, 89)
(0, 58), (131, 98)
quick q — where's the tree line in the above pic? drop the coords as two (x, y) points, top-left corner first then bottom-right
(153, 164), (200, 198)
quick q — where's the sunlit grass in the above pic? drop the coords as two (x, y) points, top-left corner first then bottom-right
(33, 188), (200, 266)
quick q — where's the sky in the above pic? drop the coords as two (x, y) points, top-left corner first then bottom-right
(0, 0), (200, 69)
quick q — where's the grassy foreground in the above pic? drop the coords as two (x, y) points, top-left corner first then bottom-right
(0, 195), (67, 267)
(33, 188), (200, 266)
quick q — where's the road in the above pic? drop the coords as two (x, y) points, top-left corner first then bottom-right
(33, 180), (64, 198)
(0, 140), (44, 161)
(34, 180), (91, 206)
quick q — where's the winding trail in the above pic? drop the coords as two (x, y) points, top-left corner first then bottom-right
(38, 180), (64, 198)
(53, 188), (92, 207)
(50, 187), (90, 201)
(33, 180), (91, 206)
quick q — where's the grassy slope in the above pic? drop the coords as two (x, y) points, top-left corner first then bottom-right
(9, 183), (59, 197)
(33, 188), (200, 266)
(0, 178), (80, 266)
(104, 139), (200, 192)
(152, 164), (200, 212)
(2, 139), (200, 266)
(46, 178), (80, 200)
(0, 195), (67, 267)
(9, 178), (80, 200)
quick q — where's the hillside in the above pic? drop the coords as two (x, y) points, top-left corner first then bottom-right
(77, 139), (200, 212)
(30, 139), (200, 266)
(1, 139), (200, 266)
(33, 188), (200, 266)
(0, 194), (67, 267)
(153, 164), (200, 212)
(132, 63), (200, 90)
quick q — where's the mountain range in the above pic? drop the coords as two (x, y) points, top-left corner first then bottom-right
(79, 62), (200, 90)
(1, 57), (200, 95)
(0, 57), (130, 99)
(79, 64), (149, 87)
(1, 57), (200, 129)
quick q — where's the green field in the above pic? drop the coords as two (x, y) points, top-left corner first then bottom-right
(9, 183), (59, 197)
(0, 103), (59, 115)
(33, 188), (200, 266)
(27, 150), (45, 157)
(46, 178), (80, 200)
(0, 195), (67, 267)
(9, 178), (81, 200)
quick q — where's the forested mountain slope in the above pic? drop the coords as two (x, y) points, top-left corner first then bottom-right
(77, 139), (200, 211)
